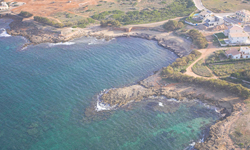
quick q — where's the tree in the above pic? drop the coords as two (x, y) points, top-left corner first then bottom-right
(162, 66), (174, 75)
(163, 20), (178, 31)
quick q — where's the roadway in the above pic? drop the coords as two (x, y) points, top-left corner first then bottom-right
(193, 0), (206, 11)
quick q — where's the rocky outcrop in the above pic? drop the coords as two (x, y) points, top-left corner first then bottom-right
(7, 20), (66, 44)
(129, 33), (191, 57)
(194, 103), (244, 150)
(100, 77), (244, 150)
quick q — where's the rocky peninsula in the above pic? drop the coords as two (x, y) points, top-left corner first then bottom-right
(99, 69), (247, 149)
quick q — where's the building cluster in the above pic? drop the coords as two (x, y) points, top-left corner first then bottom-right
(235, 9), (250, 23)
(0, 2), (8, 11)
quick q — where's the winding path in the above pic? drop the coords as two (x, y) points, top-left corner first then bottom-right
(184, 34), (224, 79)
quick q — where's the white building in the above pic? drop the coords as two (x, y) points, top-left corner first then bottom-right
(226, 47), (250, 59)
(236, 9), (250, 23)
(199, 10), (213, 19)
(204, 16), (224, 27)
(224, 25), (249, 44)
(240, 47), (250, 58)
(225, 48), (241, 59)
(0, 2), (8, 11)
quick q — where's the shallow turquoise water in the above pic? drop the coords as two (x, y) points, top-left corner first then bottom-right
(0, 19), (219, 150)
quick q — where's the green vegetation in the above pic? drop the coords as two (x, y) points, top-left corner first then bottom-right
(231, 70), (250, 82)
(185, 12), (202, 24)
(219, 39), (226, 44)
(92, 10), (124, 20)
(170, 50), (202, 72)
(34, 16), (64, 28)
(188, 29), (208, 49)
(206, 50), (227, 64)
(100, 20), (121, 27)
(192, 59), (213, 77)
(91, 0), (196, 25)
(208, 61), (250, 76)
(165, 72), (250, 98)
(19, 11), (33, 18)
(163, 20), (184, 31)
(162, 51), (250, 98)
(132, 2), (137, 6)
(215, 32), (228, 39)
(34, 15), (94, 28)
(237, 143), (244, 148)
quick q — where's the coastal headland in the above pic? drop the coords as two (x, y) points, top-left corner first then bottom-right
(1, 11), (250, 149)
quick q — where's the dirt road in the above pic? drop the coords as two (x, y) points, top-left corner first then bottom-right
(184, 34), (224, 79)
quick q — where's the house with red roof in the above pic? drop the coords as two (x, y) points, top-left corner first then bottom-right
(225, 48), (241, 59)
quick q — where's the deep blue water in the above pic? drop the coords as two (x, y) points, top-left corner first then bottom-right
(0, 19), (219, 150)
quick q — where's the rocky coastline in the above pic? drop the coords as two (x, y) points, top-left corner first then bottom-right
(98, 70), (246, 149)
(1, 15), (246, 149)
(1, 15), (192, 57)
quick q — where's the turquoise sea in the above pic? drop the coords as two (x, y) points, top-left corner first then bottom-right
(0, 19), (220, 150)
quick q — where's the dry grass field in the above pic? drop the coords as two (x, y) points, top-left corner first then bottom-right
(6, 0), (102, 17)
(6, 0), (174, 20)
(202, 0), (250, 13)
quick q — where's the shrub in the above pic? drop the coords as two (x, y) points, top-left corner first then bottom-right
(34, 16), (64, 28)
(188, 29), (208, 49)
(163, 20), (184, 31)
(132, 2), (137, 6)
(170, 50), (201, 70)
(19, 11), (33, 18)
(180, 69), (186, 73)
(100, 20), (121, 27)
(162, 66), (174, 75)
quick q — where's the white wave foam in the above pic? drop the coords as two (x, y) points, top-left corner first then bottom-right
(158, 102), (164, 107)
(20, 46), (27, 51)
(48, 42), (75, 46)
(189, 142), (195, 147)
(198, 101), (221, 114)
(0, 28), (11, 37)
(167, 98), (180, 103)
(88, 38), (100, 45)
(148, 95), (167, 100)
(95, 89), (116, 112)
(88, 38), (114, 45)
(199, 137), (204, 143)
